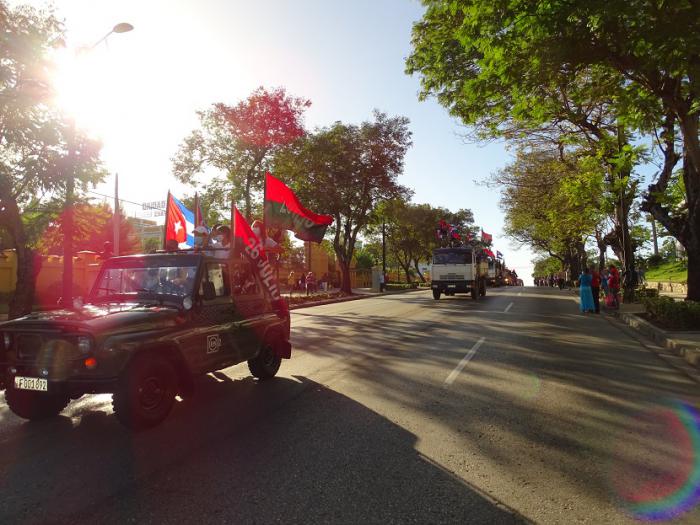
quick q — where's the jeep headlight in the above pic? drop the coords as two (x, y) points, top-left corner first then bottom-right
(77, 336), (92, 354)
(2, 332), (10, 351)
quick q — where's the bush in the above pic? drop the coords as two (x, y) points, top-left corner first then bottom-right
(385, 283), (419, 290)
(641, 296), (700, 330)
(646, 254), (665, 268)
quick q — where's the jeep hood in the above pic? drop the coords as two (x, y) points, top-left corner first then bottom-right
(1, 303), (180, 334)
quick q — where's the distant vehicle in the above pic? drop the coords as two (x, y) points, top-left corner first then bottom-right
(430, 247), (486, 300)
(0, 252), (291, 429)
(486, 259), (504, 287)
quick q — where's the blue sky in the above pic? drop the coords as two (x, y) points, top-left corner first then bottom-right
(20, 0), (534, 281)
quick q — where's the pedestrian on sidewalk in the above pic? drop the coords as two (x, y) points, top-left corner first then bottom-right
(287, 271), (296, 293)
(578, 268), (595, 313)
(608, 265), (620, 308)
(305, 271), (316, 295)
(590, 267), (601, 314)
(379, 272), (386, 292)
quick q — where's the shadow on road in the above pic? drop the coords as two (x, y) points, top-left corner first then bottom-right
(0, 374), (529, 524)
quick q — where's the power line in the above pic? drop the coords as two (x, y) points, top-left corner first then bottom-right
(85, 190), (166, 212)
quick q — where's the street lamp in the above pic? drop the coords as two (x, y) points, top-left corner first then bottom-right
(62, 23), (133, 307)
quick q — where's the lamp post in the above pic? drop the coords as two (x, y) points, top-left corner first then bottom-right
(62, 22), (133, 307)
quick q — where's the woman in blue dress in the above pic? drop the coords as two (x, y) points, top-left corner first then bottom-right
(578, 268), (595, 313)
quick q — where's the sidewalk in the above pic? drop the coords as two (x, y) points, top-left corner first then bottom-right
(609, 302), (700, 368)
(284, 286), (425, 310)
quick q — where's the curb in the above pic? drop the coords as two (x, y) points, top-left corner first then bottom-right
(288, 287), (426, 310)
(613, 310), (700, 367)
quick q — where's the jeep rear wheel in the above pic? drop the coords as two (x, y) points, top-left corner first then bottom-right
(432, 289), (441, 300)
(248, 342), (281, 380)
(5, 387), (69, 421)
(113, 354), (177, 430)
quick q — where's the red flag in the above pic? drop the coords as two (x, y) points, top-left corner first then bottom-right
(165, 193), (188, 244)
(233, 206), (280, 301)
(481, 230), (493, 243)
(484, 248), (495, 258)
(264, 172), (333, 243)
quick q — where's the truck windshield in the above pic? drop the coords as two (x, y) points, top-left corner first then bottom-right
(433, 252), (472, 265)
(92, 264), (198, 301)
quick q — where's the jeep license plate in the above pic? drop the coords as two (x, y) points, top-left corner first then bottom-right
(448, 284), (456, 288)
(14, 376), (48, 392)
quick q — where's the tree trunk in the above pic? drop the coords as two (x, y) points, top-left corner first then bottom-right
(6, 202), (36, 319)
(686, 232), (700, 301)
(338, 258), (352, 294)
(244, 175), (253, 220)
(413, 259), (426, 282)
(595, 231), (606, 270)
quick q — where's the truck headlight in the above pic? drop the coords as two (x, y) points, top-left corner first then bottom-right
(77, 336), (92, 354)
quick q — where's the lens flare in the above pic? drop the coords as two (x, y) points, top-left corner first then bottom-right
(611, 400), (700, 521)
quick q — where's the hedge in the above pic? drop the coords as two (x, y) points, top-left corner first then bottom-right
(385, 283), (419, 290)
(641, 296), (700, 331)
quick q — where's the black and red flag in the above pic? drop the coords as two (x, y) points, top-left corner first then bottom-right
(232, 205), (281, 302)
(263, 172), (333, 243)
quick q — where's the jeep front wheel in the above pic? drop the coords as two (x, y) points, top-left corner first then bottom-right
(248, 342), (281, 380)
(113, 354), (177, 430)
(5, 387), (69, 421)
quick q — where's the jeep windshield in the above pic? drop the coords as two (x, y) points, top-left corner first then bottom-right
(433, 251), (472, 265)
(90, 260), (198, 305)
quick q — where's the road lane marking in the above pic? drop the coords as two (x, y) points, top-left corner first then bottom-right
(517, 291), (522, 296)
(504, 302), (514, 313)
(444, 337), (486, 386)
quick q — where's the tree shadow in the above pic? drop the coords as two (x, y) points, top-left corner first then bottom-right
(0, 374), (530, 524)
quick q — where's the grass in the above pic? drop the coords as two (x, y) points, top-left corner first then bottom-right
(645, 260), (688, 283)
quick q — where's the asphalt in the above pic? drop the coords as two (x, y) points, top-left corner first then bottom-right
(1, 287), (699, 524)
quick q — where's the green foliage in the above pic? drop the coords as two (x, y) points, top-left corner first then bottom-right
(353, 247), (376, 269)
(641, 296), (700, 331)
(273, 111), (412, 292)
(385, 283), (419, 291)
(645, 261), (688, 283)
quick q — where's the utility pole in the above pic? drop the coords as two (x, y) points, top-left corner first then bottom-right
(382, 217), (386, 277)
(649, 215), (659, 256)
(62, 121), (76, 306)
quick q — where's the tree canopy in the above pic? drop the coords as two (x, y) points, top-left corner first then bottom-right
(273, 111), (413, 293)
(172, 86), (311, 219)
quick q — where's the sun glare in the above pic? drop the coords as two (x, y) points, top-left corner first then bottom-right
(51, 45), (131, 140)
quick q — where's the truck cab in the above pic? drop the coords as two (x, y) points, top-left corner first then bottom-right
(430, 247), (486, 300)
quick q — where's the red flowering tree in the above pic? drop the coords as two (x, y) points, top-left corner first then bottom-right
(38, 202), (139, 256)
(172, 87), (310, 219)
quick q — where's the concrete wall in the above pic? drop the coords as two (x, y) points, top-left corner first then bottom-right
(0, 250), (102, 305)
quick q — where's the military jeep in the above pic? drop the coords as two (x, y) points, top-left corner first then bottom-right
(0, 251), (291, 429)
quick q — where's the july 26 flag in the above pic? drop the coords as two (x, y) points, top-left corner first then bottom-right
(165, 194), (195, 248)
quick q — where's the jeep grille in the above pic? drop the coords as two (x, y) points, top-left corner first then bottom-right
(17, 334), (43, 361)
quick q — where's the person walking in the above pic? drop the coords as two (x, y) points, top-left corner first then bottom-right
(578, 268), (595, 313)
(287, 271), (296, 293)
(590, 267), (601, 314)
(305, 271), (316, 295)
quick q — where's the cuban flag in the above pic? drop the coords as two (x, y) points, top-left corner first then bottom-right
(165, 194), (195, 248)
(497, 251), (503, 259)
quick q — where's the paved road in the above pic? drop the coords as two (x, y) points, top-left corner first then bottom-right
(1, 287), (699, 524)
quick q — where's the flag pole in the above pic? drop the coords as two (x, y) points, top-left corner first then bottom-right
(261, 171), (267, 243)
(194, 192), (200, 229)
(163, 190), (171, 250)
(231, 199), (236, 262)
(113, 173), (120, 256)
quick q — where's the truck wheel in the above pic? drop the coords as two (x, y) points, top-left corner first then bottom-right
(432, 289), (441, 300)
(248, 341), (281, 380)
(471, 283), (479, 300)
(113, 353), (177, 430)
(480, 281), (486, 297)
(5, 386), (69, 421)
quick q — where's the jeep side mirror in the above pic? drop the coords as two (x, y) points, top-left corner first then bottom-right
(202, 281), (216, 301)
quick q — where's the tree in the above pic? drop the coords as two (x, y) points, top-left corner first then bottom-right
(406, 0), (700, 300)
(273, 111), (413, 293)
(37, 202), (139, 255)
(0, 3), (105, 318)
(172, 87), (310, 219)
(495, 148), (605, 278)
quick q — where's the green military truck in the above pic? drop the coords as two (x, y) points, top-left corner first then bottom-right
(0, 251), (291, 429)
